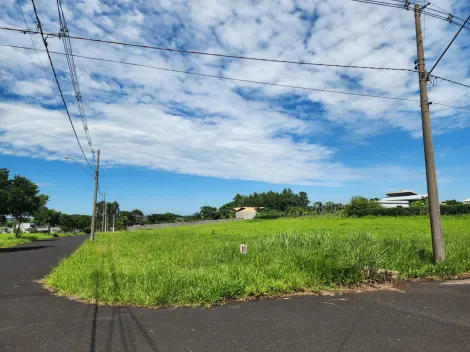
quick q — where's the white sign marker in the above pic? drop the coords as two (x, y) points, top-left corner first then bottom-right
(240, 244), (247, 255)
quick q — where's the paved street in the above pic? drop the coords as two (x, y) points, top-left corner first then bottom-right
(0, 236), (469, 352)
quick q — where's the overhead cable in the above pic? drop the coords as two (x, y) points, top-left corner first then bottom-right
(3, 43), (470, 111)
(0, 26), (418, 72)
(4, 43), (469, 90)
(15, 0), (56, 96)
(56, 0), (96, 160)
(29, 0), (94, 171)
(427, 14), (470, 78)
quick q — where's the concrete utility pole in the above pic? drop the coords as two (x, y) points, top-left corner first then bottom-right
(112, 214), (115, 232)
(414, 4), (445, 261)
(90, 149), (100, 242)
(102, 192), (106, 232)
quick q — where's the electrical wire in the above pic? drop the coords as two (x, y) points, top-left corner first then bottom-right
(15, 0), (56, 96)
(0, 26), (419, 73)
(432, 75), (470, 89)
(3, 43), (470, 111)
(56, 0), (95, 161)
(65, 157), (95, 178)
(29, 0), (94, 171)
(427, 14), (470, 78)
(350, 0), (470, 31)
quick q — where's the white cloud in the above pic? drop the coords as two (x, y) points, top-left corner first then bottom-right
(0, 0), (469, 186)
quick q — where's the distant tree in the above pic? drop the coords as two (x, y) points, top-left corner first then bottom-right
(33, 207), (62, 233)
(132, 209), (144, 217)
(298, 192), (310, 208)
(200, 206), (220, 220)
(411, 197), (429, 215)
(147, 213), (179, 224)
(114, 215), (128, 230)
(60, 214), (91, 233)
(232, 189), (310, 211)
(312, 201), (323, 214)
(218, 202), (236, 219)
(0, 169), (9, 224)
(120, 211), (135, 225)
(442, 199), (461, 206)
(131, 209), (144, 224)
(7, 175), (48, 238)
(344, 196), (381, 217)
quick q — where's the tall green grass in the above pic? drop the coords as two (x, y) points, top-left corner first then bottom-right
(45, 216), (470, 307)
(0, 232), (79, 248)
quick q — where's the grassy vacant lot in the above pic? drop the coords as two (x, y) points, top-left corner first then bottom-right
(0, 232), (79, 248)
(45, 216), (470, 308)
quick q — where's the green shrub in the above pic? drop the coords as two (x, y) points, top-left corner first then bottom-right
(346, 204), (470, 217)
(254, 209), (286, 219)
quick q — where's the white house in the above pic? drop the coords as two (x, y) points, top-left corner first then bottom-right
(234, 207), (265, 220)
(378, 190), (427, 208)
(464, 199), (470, 204)
(16, 222), (35, 232)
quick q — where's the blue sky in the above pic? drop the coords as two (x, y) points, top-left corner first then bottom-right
(1, 0), (469, 215)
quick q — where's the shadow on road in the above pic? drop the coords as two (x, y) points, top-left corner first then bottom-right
(0, 245), (54, 253)
(85, 242), (160, 352)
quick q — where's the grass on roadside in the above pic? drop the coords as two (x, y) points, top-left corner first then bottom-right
(45, 216), (470, 308)
(0, 232), (81, 248)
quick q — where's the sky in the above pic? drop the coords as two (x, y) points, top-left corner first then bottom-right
(1, 0), (469, 215)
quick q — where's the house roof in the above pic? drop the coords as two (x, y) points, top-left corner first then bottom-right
(379, 194), (427, 202)
(385, 189), (418, 197)
(233, 207), (265, 212)
(464, 199), (470, 202)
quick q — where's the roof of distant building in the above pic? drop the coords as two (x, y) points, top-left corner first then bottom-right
(379, 194), (427, 202)
(385, 189), (418, 197)
(234, 207), (265, 212)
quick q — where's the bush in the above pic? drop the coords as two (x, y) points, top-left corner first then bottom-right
(346, 204), (470, 217)
(254, 209), (286, 219)
(441, 204), (470, 215)
(344, 196), (382, 217)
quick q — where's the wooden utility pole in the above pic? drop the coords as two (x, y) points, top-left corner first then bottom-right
(414, 4), (445, 261)
(102, 192), (106, 232)
(90, 149), (100, 242)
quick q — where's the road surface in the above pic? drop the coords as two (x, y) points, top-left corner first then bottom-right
(0, 236), (469, 351)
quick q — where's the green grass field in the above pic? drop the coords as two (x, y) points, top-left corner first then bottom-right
(0, 232), (79, 248)
(45, 216), (470, 308)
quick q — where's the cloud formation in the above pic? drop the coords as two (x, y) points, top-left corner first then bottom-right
(1, 0), (469, 185)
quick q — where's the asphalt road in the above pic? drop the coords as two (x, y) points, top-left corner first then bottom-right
(0, 236), (469, 352)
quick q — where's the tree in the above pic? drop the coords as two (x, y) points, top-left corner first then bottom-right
(0, 169), (9, 224)
(232, 189), (310, 211)
(60, 214), (91, 233)
(344, 196), (381, 217)
(442, 199), (461, 206)
(120, 211), (135, 225)
(114, 215), (128, 230)
(411, 197), (429, 215)
(33, 207), (62, 233)
(218, 202), (236, 219)
(312, 201), (323, 214)
(200, 206), (220, 220)
(107, 201), (120, 227)
(131, 209), (145, 224)
(7, 175), (48, 238)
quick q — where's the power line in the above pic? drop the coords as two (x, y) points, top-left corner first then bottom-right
(432, 75), (470, 89)
(0, 26), (417, 73)
(29, 0), (94, 171)
(5, 43), (470, 90)
(427, 14), (470, 78)
(15, 0), (56, 96)
(56, 0), (95, 160)
(3, 43), (470, 111)
(350, 0), (470, 31)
